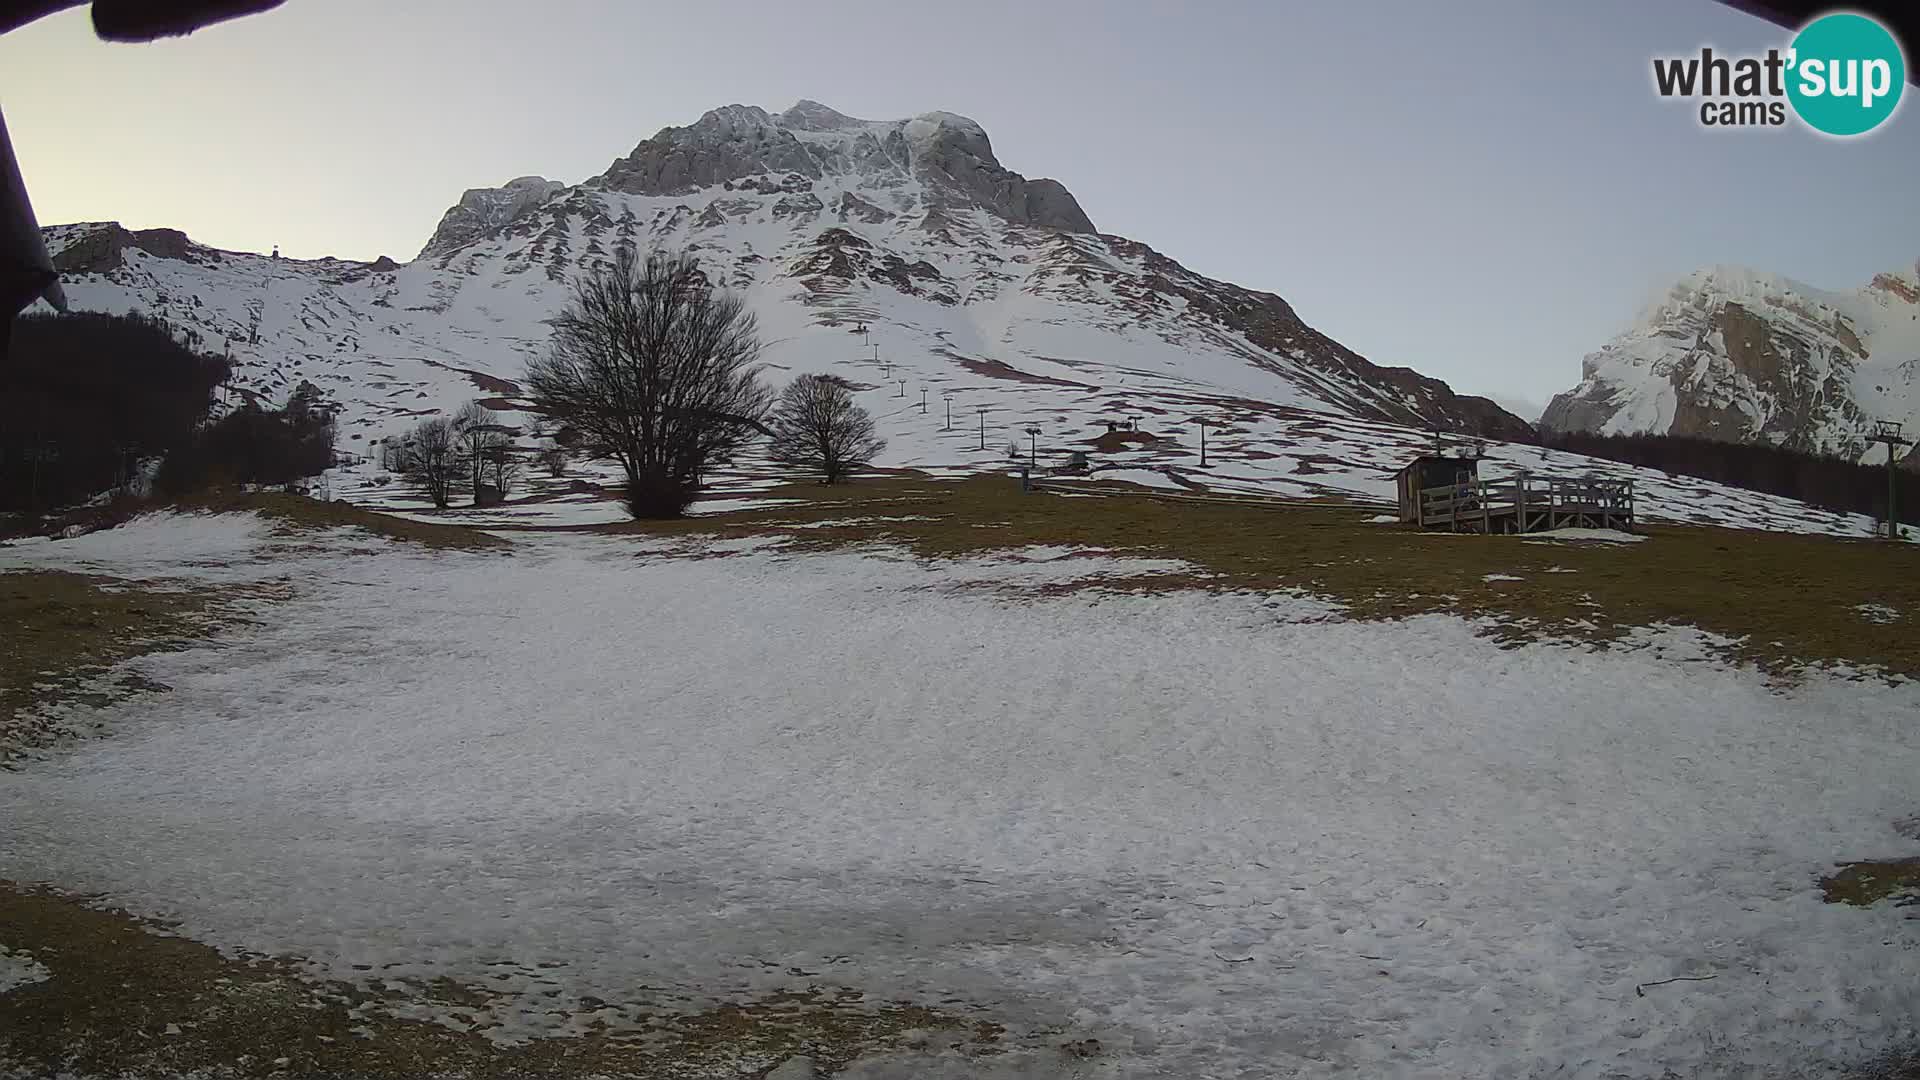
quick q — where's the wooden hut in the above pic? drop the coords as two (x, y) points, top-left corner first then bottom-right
(1395, 453), (1481, 525)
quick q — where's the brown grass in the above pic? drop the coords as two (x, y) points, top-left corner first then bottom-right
(594, 474), (1920, 679)
(0, 884), (993, 1079)
(176, 491), (509, 551)
(0, 571), (237, 760)
(1088, 429), (1161, 452)
(1820, 859), (1920, 907)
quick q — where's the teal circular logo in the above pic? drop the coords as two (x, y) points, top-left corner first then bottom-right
(1786, 13), (1906, 136)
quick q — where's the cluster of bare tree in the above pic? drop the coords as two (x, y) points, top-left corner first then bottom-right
(525, 248), (885, 518)
(390, 401), (521, 509)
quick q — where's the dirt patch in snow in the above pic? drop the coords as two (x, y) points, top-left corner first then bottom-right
(1820, 859), (1920, 908)
(1088, 429), (1162, 452)
(954, 355), (1093, 389)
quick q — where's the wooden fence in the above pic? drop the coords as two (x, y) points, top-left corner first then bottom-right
(1417, 475), (1633, 534)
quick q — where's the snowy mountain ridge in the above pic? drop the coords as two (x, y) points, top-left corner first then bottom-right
(1542, 260), (1920, 464)
(38, 99), (1532, 466)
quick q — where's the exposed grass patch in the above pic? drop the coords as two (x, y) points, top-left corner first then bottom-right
(0, 884), (994, 1079)
(2, 493), (496, 760)
(177, 491), (509, 551)
(1088, 429), (1161, 452)
(594, 474), (1920, 678)
(0, 571), (235, 761)
(1821, 860), (1920, 908)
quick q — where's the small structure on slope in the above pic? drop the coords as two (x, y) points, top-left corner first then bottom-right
(1396, 447), (1634, 534)
(1395, 449), (1483, 525)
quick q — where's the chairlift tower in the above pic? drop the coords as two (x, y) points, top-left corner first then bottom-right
(1868, 420), (1915, 539)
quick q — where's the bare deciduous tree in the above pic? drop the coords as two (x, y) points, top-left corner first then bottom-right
(767, 374), (885, 484)
(452, 401), (516, 503)
(479, 439), (520, 498)
(399, 416), (461, 508)
(525, 248), (771, 518)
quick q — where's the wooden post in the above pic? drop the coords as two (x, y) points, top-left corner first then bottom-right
(1479, 478), (1490, 535)
(1515, 473), (1528, 534)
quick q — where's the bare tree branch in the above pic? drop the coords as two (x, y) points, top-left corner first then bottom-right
(398, 416), (461, 509)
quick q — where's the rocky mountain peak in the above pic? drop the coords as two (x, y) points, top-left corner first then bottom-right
(778, 99), (862, 131)
(690, 104), (780, 134)
(418, 176), (565, 259)
(590, 100), (1095, 233)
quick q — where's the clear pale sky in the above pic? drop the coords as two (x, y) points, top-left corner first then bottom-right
(3, 0), (1916, 417)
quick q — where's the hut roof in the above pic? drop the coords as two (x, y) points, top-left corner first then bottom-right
(1395, 451), (1481, 475)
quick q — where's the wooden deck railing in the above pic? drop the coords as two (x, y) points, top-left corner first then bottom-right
(1417, 475), (1633, 533)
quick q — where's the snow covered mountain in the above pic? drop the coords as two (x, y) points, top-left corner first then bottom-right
(1541, 262), (1920, 464)
(39, 99), (1530, 463)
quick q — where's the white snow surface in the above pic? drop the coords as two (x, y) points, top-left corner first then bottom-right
(1527, 528), (1649, 544)
(0, 946), (50, 994)
(3, 515), (1919, 1078)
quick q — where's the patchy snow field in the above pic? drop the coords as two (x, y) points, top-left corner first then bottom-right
(4, 515), (1920, 1078)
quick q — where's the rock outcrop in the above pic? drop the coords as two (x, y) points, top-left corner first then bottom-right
(594, 102), (1095, 234)
(417, 176), (566, 259)
(1542, 263), (1920, 462)
(50, 224), (202, 273)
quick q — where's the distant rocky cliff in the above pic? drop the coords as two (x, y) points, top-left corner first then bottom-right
(1542, 263), (1920, 464)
